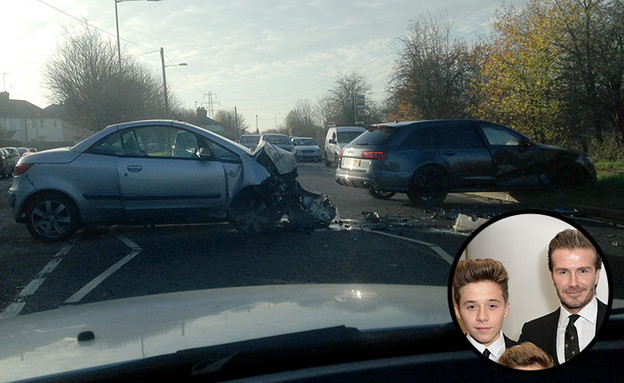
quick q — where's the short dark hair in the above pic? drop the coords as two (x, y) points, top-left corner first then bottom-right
(548, 229), (601, 271)
(453, 258), (509, 306)
(499, 342), (554, 369)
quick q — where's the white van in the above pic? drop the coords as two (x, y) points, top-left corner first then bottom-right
(324, 126), (366, 167)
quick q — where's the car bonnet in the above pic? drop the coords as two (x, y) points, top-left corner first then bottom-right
(0, 284), (449, 381)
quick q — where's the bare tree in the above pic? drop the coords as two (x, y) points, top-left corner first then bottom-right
(285, 99), (321, 140)
(214, 109), (249, 140)
(554, 0), (624, 149)
(389, 14), (474, 120)
(44, 24), (171, 132)
(318, 72), (376, 126)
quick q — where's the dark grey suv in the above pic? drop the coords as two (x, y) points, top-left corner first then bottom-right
(335, 120), (597, 206)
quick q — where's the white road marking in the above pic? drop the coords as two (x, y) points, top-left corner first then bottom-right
(361, 228), (455, 265)
(0, 241), (75, 319)
(64, 235), (142, 304)
(18, 278), (46, 297)
(0, 302), (26, 320)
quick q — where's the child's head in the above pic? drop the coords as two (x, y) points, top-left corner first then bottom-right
(453, 258), (510, 346)
(499, 342), (554, 370)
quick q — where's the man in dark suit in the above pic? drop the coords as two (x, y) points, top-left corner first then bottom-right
(518, 229), (607, 365)
(453, 258), (519, 363)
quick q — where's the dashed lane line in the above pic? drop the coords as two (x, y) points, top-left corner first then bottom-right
(0, 242), (74, 320)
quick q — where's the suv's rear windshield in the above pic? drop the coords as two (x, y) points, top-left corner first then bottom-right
(352, 126), (400, 146)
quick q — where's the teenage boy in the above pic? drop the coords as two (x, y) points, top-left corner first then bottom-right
(453, 258), (518, 362)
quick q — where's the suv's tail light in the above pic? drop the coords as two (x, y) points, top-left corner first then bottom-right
(14, 163), (34, 176)
(361, 151), (387, 161)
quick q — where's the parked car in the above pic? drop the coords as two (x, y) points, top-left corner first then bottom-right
(324, 125), (366, 167)
(8, 120), (335, 241)
(0, 148), (14, 178)
(259, 133), (295, 152)
(16, 147), (30, 156)
(335, 120), (597, 206)
(291, 137), (322, 161)
(238, 134), (260, 151)
(0, 147), (19, 177)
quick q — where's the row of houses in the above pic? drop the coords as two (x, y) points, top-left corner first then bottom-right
(0, 92), (226, 148)
(0, 91), (87, 146)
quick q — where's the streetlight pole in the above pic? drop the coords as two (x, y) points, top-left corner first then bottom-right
(160, 47), (187, 117)
(114, 0), (162, 72)
(115, 0), (121, 72)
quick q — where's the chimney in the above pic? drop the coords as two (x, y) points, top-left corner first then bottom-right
(0, 91), (9, 102)
(196, 106), (207, 119)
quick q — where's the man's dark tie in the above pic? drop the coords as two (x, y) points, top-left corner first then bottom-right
(565, 314), (581, 361)
(483, 348), (491, 359)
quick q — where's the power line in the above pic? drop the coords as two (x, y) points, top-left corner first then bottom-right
(36, 0), (206, 97)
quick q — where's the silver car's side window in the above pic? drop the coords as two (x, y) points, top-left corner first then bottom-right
(172, 130), (200, 158)
(120, 131), (147, 157)
(89, 132), (124, 156)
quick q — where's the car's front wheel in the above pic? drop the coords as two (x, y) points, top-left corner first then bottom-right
(25, 192), (79, 241)
(407, 167), (449, 207)
(229, 188), (280, 233)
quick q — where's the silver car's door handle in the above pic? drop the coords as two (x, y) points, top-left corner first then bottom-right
(126, 165), (143, 173)
(443, 150), (455, 156)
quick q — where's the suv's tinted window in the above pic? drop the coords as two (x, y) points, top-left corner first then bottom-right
(480, 123), (523, 146)
(352, 126), (400, 146)
(400, 127), (435, 149)
(434, 124), (484, 149)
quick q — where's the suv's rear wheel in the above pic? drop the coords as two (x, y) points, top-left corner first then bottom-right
(407, 167), (449, 207)
(368, 187), (396, 200)
(25, 192), (79, 241)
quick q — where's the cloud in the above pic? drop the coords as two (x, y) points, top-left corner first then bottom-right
(1, 0), (523, 130)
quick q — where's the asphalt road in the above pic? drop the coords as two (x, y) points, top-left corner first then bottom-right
(0, 164), (464, 316)
(1, 162), (622, 318)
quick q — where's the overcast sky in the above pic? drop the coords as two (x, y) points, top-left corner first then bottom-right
(1, 0), (522, 132)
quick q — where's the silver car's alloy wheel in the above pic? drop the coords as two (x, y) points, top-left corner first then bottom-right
(26, 193), (78, 241)
(229, 189), (278, 233)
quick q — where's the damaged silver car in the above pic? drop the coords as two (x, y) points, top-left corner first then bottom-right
(8, 120), (335, 241)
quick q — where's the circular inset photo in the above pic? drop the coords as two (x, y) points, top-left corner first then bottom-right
(448, 210), (611, 371)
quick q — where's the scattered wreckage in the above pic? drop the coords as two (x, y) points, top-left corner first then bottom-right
(229, 140), (336, 232)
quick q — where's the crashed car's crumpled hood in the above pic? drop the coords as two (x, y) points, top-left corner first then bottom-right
(253, 141), (297, 175)
(0, 284), (448, 381)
